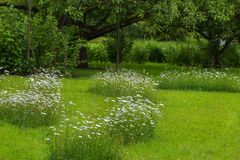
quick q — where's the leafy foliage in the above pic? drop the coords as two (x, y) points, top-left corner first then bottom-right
(87, 43), (109, 63)
(130, 40), (166, 63)
(0, 7), (27, 74)
(104, 32), (133, 63)
(169, 0), (240, 67)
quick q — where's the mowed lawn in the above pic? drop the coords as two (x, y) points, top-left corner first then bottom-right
(124, 90), (240, 160)
(0, 68), (240, 160)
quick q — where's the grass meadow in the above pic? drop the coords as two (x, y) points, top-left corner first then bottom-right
(0, 63), (240, 159)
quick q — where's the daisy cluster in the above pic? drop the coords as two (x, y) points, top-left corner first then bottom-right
(105, 94), (162, 144)
(48, 95), (162, 159)
(48, 68), (163, 159)
(49, 110), (120, 160)
(0, 69), (62, 127)
(91, 69), (157, 99)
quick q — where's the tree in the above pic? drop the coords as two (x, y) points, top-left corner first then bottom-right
(1, 0), (164, 68)
(171, 0), (240, 67)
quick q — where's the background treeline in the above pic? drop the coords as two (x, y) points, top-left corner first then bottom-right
(88, 27), (240, 68)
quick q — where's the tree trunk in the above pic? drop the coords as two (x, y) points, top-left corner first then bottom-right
(78, 46), (88, 69)
(208, 40), (221, 68)
(212, 52), (221, 68)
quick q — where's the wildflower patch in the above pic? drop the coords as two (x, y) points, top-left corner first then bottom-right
(91, 69), (158, 100)
(158, 69), (240, 92)
(0, 70), (62, 127)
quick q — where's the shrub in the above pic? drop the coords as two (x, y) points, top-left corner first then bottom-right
(48, 111), (121, 160)
(221, 41), (240, 67)
(91, 69), (157, 100)
(32, 14), (71, 70)
(87, 43), (109, 62)
(157, 68), (240, 92)
(0, 70), (62, 127)
(163, 40), (209, 67)
(0, 7), (27, 74)
(130, 39), (213, 67)
(0, 8), (77, 74)
(130, 42), (150, 63)
(104, 95), (162, 144)
(103, 32), (133, 63)
(130, 40), (166, 63)
(148, 45), (166, 63)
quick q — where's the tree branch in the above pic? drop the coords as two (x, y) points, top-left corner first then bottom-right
(82, 13), (150, 40)
(197, 29), (210, 40)
(219, 30), (240, 54)
(87, 11), (111, 30)
(0, 2), (38, 12)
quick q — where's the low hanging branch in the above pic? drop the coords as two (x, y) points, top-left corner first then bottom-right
(82, 13), (150, 40)
(0, 2), (151, 41)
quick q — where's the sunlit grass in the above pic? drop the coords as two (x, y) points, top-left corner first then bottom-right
(1, 63), (240, 160)
(123, 90), (240, 160)
(90, 69), (157, 100)
(157, 68), (240, 92)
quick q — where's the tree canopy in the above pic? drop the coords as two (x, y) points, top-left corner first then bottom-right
(1, 0), (240, 71)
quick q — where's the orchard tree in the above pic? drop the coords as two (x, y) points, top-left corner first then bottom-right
(171, 0), (240, 67)
(196, 0), (240, 67)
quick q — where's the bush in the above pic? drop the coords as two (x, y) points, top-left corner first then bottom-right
(148, 46), (166, 63)
(162, 39), (209, 67)
(32, 14), (72, 70)
(105, 95), (162, 144)
(0, 70), (62, 127)
(130, 40), (166, 63)
(221, 41), (240, 67)
(0, 8), (78, 74)
(103, 32), (133, 63)
(130, 42), (150, 63)
(87, 43), (109, 62)
(0, 7), (27, 74)
(130, 38), (213, 67)
(91, 69), (157, 100)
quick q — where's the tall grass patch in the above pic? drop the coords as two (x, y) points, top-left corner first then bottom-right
(0, 70), (63, 127)
(48, 111), (121, 160)
(48, 95), (162, 159)
(91, 69), (157, 100)
(158, 68), (240, 92)
(105, 95), (162, 144)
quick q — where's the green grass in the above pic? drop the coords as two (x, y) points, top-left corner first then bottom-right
(1, 63), (240, 159)
(124, 90), (240, 160)
(157, 69), (240, 92)
(0, 122), (49, 160)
